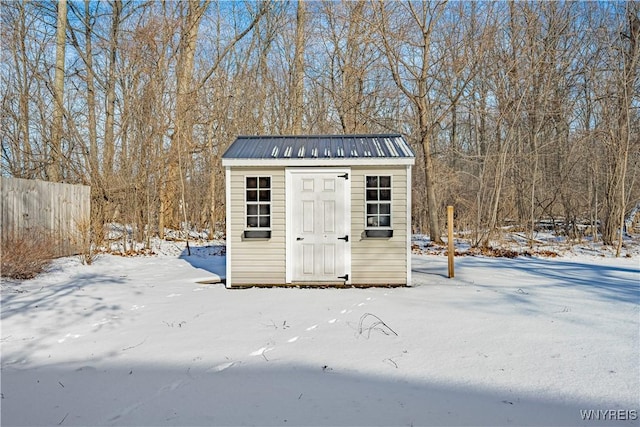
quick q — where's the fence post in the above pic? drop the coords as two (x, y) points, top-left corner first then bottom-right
(448, 205), (454, 278)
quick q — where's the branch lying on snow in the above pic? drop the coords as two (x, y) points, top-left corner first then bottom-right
(58, 413), (69, 425)
(358, 313), (398, 339)
(122, 337), (147, 352)
(383, 350), (408, 368)
(249, 346), (273, 361)
(383, 358), (398, 368)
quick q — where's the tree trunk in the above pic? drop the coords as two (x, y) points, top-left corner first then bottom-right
(602, 7), (639, 248)
(421, 132), (443, 244)
(48, 0), (66, 182)
(291, 0), (306, 134)
(83, 1), (98, 183)
(207, 120), (218, 239)
(84, 0), (105, 245)
(103, 0), (121, 179)
(18, 7), (31, 178)
(330, 0), (367, 134)
(615, 9), (639, 254)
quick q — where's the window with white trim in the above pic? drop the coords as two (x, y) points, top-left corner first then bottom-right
(365, 175), (391, 228)
(246, 176), (271, 228)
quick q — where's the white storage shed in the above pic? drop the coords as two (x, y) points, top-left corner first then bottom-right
(221, 134), (415, 288)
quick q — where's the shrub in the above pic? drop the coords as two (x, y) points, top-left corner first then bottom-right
(1, 231), (57, 280)
(75, 218), (96, 265)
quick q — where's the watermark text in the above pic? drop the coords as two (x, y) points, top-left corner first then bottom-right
(580, 409), (638, 422)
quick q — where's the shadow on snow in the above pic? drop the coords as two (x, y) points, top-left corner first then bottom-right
(1, 273), (126, 321)
(2, 361), (632, 427)
(412, 255), (640, 305)
(178, 244), (226, 283)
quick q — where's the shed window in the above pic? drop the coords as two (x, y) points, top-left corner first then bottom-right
(246, 176), (271, 228)
(365, 175), (391, 228)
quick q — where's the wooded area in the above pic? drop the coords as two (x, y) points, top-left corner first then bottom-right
(1, 1), (638, 251)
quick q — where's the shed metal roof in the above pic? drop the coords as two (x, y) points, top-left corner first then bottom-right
(222, 134), (415, 167)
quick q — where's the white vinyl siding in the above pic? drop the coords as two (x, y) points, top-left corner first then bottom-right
(351, 166), (408, 285)
(229, 167), (285, 285)
(227, 165), (410, 287)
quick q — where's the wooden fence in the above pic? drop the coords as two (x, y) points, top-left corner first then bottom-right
(1, 177), (90, 257)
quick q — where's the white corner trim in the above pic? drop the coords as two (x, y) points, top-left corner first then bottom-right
(406, 165), (412, 286)
(285, 169), (293, 284)
(225, 167), (232, 288)
(344, 169), (352, 285)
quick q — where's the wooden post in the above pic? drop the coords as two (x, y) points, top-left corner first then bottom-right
(447, 205), (454, 278)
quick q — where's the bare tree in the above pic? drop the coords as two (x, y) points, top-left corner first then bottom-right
(320, 0), (370, 134)
(375, 1), (483, 244)
(158, 0), (209, 237)
(47, 0), (67, 182)
(159, 1), (269, 236)
(601, 4), (639, 250)
(290, 0), (306, 134)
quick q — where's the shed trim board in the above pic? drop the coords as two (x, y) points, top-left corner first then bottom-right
(222, 158), (414, 167)
(406, 164), (412, 286)
(225, 166), (232, 287)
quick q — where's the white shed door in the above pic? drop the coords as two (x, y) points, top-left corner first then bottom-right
(289, 170), (350, 283)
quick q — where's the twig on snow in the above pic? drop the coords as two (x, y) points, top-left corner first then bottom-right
(263, 320), (278, 329)
(58, 413), (69, 425)
(358, 313), (398, 339)
(122, 337), (147, 352)
(383, 358), (398, 368)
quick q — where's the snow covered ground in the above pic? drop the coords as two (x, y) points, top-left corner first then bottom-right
(1, 240), (639, 426)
